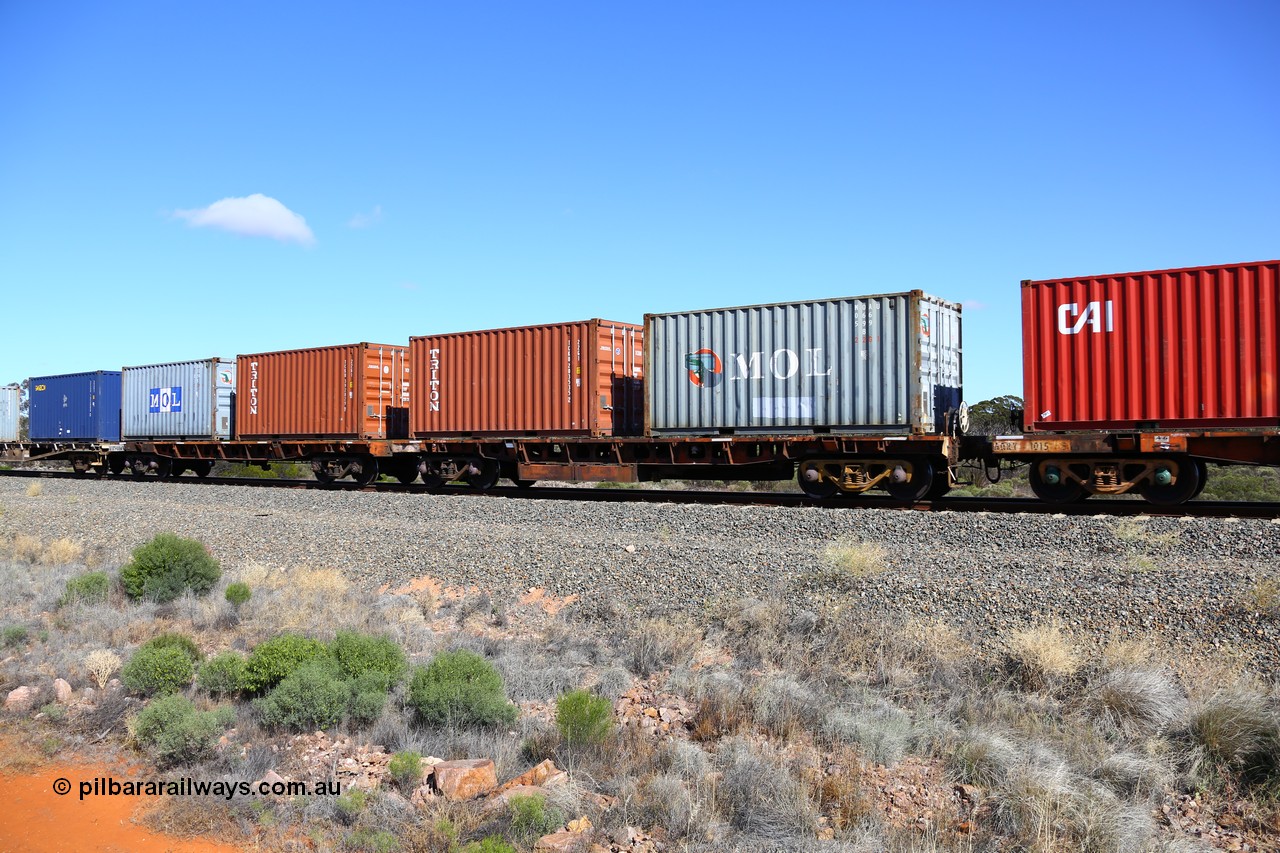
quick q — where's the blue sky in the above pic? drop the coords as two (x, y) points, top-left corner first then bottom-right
(2, 1), (1276, 403)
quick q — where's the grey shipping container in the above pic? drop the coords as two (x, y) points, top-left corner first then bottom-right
(122, 359), (236, 439)
(645, 291), (962, 435)
(0, 385), (18, 441)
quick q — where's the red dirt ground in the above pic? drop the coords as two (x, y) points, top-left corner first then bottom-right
(0, 757), (240, 853)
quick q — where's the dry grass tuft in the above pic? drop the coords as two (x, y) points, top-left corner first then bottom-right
(40, 538), (83, 566)
(818, 540), (887, 586)
(1007, 622), (1081, 691)
(11, 534), (42, 563)
(25, 482), (43, 498)
(1101, 637), (1155, 670)
(1244, 576), (1280, 615)
(85, 649), (123, 689)
(1085, 668), (1187, 738)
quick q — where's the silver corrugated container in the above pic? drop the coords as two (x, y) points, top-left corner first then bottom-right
(646, 291), (962, 435)
(122, 358), (236, 439)
(0, 385), (19, 441)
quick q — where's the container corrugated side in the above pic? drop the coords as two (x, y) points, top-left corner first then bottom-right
(235, 343), (409, 439)
(28, 371), (122, 441)
(410, 319), (644, 437)
(1022, 260), (1280, 431)
(122, 358), (235, 439)
(0, 385), (19, 441)
(645, 292), (962, 435)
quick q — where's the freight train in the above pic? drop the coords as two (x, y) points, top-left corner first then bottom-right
(1, 260), (1277, 507)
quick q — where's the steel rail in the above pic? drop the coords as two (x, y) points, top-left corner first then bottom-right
(1, 468), (1277, 518)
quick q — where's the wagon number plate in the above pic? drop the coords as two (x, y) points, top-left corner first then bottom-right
(992, 439), (1072, 453)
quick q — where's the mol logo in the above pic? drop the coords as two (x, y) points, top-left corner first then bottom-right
(1057, 300), (1114, 335)
(686, 347), (832, 388)
(149, 386), (183, 414)
(685, 350), (723, 388)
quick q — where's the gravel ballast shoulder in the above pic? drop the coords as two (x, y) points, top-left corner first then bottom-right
(2, 478), (1277, 670)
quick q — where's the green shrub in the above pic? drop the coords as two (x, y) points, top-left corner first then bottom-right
(60, 571), (110, 606)
(255, 659), (349, 730)
(407, 650), (518, 728)
(140, 632), (203, 663)
(243, 634), (330, 693)
(2, 625), (29, 648)
(121, 645), (195, 695)
(224, 582), (252, 609)
(334, 787), (367, 825)
(555, 688), (615, 747)
(508, 791), (564, 842)
(330, 630), (408, 689)
(197, 651), (247, 697)
(388, 750), (423, 790)
(119, 533), (221, 603)
(348, 672), (389, 725)
(132, 694), (232, 767)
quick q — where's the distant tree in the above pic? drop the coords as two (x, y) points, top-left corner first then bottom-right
(967, 395), (1024, 435)
(19, 378), (28, 440)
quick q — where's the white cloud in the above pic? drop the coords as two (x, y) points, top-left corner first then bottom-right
(173, 194), (316, 246)
(348, 205), (383, 229)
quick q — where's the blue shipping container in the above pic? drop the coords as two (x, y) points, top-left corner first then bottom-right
(28, 372), (122, 441)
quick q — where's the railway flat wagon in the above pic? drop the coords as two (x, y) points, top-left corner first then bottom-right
(409, 319), (643, 438)
(0, 385), (18, 442)
(1002, 260), (1280, 504)
(28, 371), (122, 441)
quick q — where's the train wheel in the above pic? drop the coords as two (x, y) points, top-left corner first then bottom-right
(171, 464), (188, 477)
(1028, 462), (1085, 503)
(192, 461), (214, 479)
(1191, 461), (1209, 498)
(1141, 458), (1201, 506)
(1024, 461), (1085, 502)
(513, 479), (537, 489)
(464, 459), (500, 490)
(925, 474), (951, 500)
(108, 456), (126, 476)
(885, 460), (934, 502)
(312, 461), (335, 484)
(354, 456), (379, 487)
(797, 462), (838, 499)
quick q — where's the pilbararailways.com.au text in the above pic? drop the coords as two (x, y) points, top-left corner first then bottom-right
(71, 776), (341, 801)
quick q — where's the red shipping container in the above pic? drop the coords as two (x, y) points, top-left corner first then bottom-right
(410, 320), (643, 437)
(236, 343), (410, 439)
(1022, 260), (1279, 431)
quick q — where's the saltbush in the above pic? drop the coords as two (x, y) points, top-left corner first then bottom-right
(508, 792), (564, 843)
(555, 689), (615, 747)
(255, 659), (349, 730)
(120, 533), (221, 603)
(132, 694), (233, 767)
(408, 650), (518, 727)
(121, 645), (195, 695)
(197, 651), (247, 697)
(2, 625), (28, 648)
(388, 750), (423, 790)
(330, 630), (408, 689)
(224, 582), (252, 609)
(60, 571), (110, 606)
(242, 634), (330, 693)
(348, 671), (389, 725)
(140, 632), (203, 663)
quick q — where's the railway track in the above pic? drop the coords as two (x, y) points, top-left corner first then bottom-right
(2, 467), (1278, 519)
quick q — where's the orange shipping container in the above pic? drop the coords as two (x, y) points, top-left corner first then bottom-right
(236, 343), (410, 439)
(410, 320), (643, 437)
